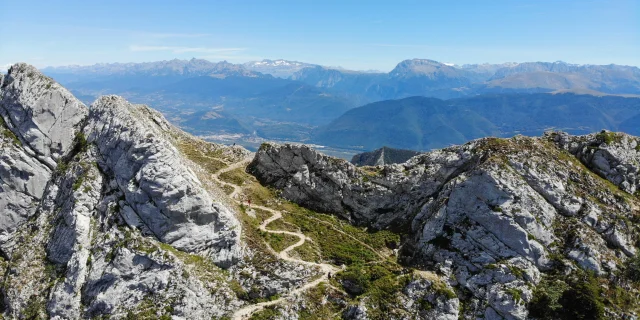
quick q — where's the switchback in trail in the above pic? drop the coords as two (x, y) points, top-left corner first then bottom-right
(212, 158), (342, 320)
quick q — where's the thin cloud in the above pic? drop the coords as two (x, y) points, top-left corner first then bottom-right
(140, 32), (212, 39)
(129, 46), (246, 54)
(368, 43), (438, 48)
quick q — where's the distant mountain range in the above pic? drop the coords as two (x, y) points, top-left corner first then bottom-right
(39, 58), (640, 154)
(313, 93), (640, 151)
(243, 59), (318, 78)
(292, 59), (640, 100)
(44, 58), (640, 98)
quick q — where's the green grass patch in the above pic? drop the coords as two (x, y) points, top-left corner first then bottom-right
(237, 178), (397, 265)
(290, 241), (322, 263)
(177, 140), (227, 174)
(221, 184), (235, 195)
(296, 283), (345, 319)
(242, 183), (279, 207)
(154, 242), (226, 283)
(260, 231), (300, 252)
(220, 168), (248, 186)
(336, 262), (411, 317)
(528, 271), (605, 320)
(505, 287), (523, 303)
(596, 131), (622, 145)
(281, 211), (378, 265)
(265, 218), (299, 233)
(0, 116), (21, 146)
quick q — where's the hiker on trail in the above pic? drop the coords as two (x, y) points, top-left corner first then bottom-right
(328, 272), (331, 279)
(248, 198), (251, 208)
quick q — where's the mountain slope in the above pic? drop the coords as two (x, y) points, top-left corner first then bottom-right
(249, 132), (640, 319)
(314, 93), (640, 151)
(44, 61), (359, 140)
(0, 64), (320, 319)
(2, 63), (464, 320)
(313, 96), (500, 150)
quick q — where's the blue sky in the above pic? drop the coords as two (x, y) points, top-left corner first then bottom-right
(0, 0), (638, 71)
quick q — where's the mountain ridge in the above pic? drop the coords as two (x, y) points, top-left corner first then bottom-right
(313, 93), (640, 151)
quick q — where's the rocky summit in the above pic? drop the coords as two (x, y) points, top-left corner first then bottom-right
(1, 63), (640, 320)
(248, 131), (640, 319)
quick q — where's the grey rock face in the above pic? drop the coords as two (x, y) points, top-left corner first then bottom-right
(249, 135), (640, 319)
(0, 64), (252, 318)
(85, 96), (241, 267)
(0, 132), (51, 253)
(248, 143), (474, 229)
(351, 146), (421, 166)
(551, 130), (640, 195)
(1, 63), (88, 169)
(0, 63), (88, 255)
(400, 275), (460, 320)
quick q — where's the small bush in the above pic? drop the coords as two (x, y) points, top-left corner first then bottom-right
(73, 131), (88, 154)
(625, 253), (640, 283)
(338, 264), (371, 295)
(528, 271), (605, 320)
(596, 130), (619, 145)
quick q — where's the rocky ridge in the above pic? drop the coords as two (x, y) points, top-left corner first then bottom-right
(248, 131), (640, 319)
(0, 63), (320, 319)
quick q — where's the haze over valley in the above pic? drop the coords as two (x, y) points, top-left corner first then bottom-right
(40, 58), (640, 158)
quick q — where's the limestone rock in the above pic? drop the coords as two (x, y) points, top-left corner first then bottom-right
(85, 96), (242, 267)
(551, 130), (640, 195)
(0, 132), (50, 253)
(249, 135), (640, 319)
(0, 63), (88, 255)
(0, 64), (250, 319)
(1, 63), (88, 169)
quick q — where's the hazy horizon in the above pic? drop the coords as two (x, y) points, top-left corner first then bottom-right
(3, 56), (640, 75)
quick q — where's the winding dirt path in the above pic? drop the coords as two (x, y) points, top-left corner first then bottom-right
(212, 160), (340, 320)
(213, 157), (251, 200)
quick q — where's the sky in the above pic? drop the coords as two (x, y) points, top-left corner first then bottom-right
(0, 0), (638, 71)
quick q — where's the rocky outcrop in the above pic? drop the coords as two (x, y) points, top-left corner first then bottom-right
(85, 95), (241, 266)
(0, 128), (50, 253)
(0, 64), (251, 318)
(551, 130), (640, 195)
(1, 63), (88, 169)
(0, 63), (87, 255)
(248, 135), (640, 319)
(351, 146), (421, 166)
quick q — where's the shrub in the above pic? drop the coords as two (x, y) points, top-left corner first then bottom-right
(558, 272), (604, 320)
(596, 130), (619, 145)
(528, 271), (604, 320)
(625, 253), (640, 283)
(338, 264), (370, 295)
(73, 131), (88, 154)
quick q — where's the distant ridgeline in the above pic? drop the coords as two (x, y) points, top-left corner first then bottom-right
(313, 93), (640, 151)
(350, 146), (421, 166)
(41, 59), (640, 146)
